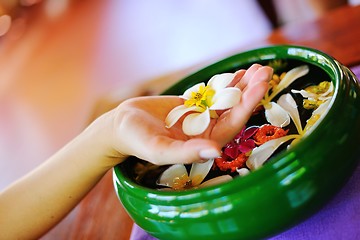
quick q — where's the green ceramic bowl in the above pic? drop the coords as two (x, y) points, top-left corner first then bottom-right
(113, 45), (360, 240)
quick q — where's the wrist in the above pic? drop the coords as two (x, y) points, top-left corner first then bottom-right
(80, 109), (128, 171)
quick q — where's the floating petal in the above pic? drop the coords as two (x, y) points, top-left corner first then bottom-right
(246, 135), (298, 170)
(271, 65), (309, 99)
(208, 73), (235, 91)
(313, 99), (331, 115)
(223, 144), (239, 159)
(264, 102), (290, 127)
(165, 105), (201, 128)
(200, 175), (232, 188)
(291, 89), (317, 100)
(236, 168), (250, 176)
(182, 108), (211, 135)
(238, 139), (256, 153)
(189, 159), (214, 186)
(292, 81), (333, 101)
(242, 126), (259, 140)
(157, 164), (188, 188)
(210, 87), (241, 110)
(304, 99), (331, 135)
(319, 82), (334, 100)
(277, 94), (303, 134)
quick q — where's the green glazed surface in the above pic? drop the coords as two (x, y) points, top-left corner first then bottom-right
(113, 45), (360, 240)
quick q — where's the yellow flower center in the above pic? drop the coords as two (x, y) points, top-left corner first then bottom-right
(172, 174), (203, 190)
(303, 81), (332, 110)
(184, 85), (215, 111)
(305, 81), (331, 95)
(172, 174), (193, 190)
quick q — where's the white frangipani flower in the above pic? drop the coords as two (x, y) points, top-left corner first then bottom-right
(165, 73), (241, 136)
(262, 65), (309, 127)
(291, 81), (334, 135)
(291, 81), (334, 102)
(157, 159), (232, 190)
(264, 102), (291, 128)
(269, 65), (310, 100)
(303, 98), (332, 135)
(277, 94), (303, 135)
(246, 134), (299, 170)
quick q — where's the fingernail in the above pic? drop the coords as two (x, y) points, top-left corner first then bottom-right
(199, 149), (220, 159)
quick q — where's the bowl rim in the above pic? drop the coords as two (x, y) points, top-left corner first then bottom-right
(113, 45), (343, 202)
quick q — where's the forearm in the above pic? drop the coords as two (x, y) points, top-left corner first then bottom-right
(0, 66), (271, 239)
(0, 112), (123, 239)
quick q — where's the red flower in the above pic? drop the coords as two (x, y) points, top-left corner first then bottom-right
(253, 124), (289, 145)
(215, 153), (248, 172)
(223, 126), (259, 159)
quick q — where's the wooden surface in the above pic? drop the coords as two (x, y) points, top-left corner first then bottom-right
(267, 4), (360, 67)
(0, 2), (359, 239)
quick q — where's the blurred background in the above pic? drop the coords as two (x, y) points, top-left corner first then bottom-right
(0, 0), (357, 238)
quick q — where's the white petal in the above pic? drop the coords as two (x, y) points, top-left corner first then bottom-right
(157, 164), (188, 188)
(264, 102), (290, 127)
(292, 81), (334, 101)
(236, 168), (250, 176)
(291, 89), (317, 99)
(271, 65), (309, 98)
(209, 87), (241, 110)
(165, 105), (201, 128)
(313, 99), (331, 116)
(182, 108), (210, 136)
(207, 73), (235, 91)
(181, 82), (205, 99)
(318, 96), (332, 101)
(277, 94), (303, 134)
(246, 135), (298, 170)
(199, 175), (232, 188)
(304, 99), (332, 136)
(319, 81), (334, 99)
(189, 159), (214, 185)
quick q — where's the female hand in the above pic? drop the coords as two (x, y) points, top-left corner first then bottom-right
(0, 64), (272, 240)
(106, 64), (273, 165)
